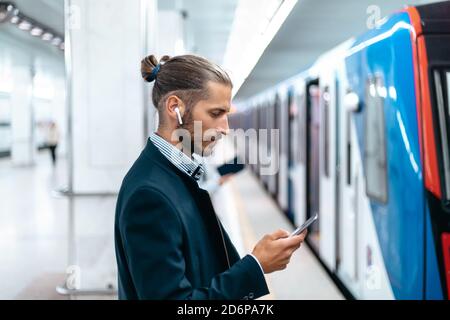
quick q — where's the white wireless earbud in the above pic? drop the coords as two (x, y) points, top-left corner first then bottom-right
(174, 106), (183, 125)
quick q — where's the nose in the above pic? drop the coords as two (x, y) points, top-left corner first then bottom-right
(218, 115), (229, 136)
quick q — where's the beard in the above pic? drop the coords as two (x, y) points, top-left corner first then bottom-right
(175, 112), (222, 157)
(202, 132), (222, 157)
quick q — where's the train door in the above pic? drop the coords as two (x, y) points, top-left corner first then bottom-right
(318, 76), (338, 271)
(306, 79), (321, 250)
(338, 85), (362, 295)
(260, 101), (272, 193)
(250, 106), (258, 174)
(269, 95), (280, 198)
(243, 107), (252, 174)
(252, 106), (259, 174)
(290, 84), (308, 226)
(258, 103), (267, 185)
(334, 76), (342, 275)
(282, 88), (294, 220)
(278, 91), (290, 215)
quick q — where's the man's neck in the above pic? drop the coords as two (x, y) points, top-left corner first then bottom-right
(155, 128), (193, 158)
(155, 128), (177, 146)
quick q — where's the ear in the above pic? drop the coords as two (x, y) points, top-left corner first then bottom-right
(164, 95), (185, 122)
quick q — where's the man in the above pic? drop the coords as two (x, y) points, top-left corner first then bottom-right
(114, 54), (307, 300)
(47, 121), (59, 167)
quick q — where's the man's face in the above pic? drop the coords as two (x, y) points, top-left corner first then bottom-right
(180, 81), (231, 156)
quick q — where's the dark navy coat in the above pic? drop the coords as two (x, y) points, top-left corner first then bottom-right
(114, 138), (269, 299)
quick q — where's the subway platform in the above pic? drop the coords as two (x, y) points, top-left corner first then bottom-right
(0, 151), (343, 300)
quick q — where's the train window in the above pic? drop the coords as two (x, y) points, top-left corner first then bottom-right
(346, 110), (351, 186)
(274, 94), (280, 131)
(323, 86), (330, 177)
(433, 70), (450, 201)
(446, 71), (450, 102)
(364, 76), (388, 203)
(298, 93), (306, 165)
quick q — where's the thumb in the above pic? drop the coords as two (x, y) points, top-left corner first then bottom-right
(271, 229), (290, 240)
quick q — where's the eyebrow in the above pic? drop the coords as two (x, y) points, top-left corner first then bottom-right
(210, 106), (230, 112)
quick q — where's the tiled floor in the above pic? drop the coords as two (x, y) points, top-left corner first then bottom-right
(0, 151), (343, 300)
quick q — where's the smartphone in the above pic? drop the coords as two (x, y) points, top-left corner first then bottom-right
(217, 157), (245, 176)
(290, 213), (318, 237)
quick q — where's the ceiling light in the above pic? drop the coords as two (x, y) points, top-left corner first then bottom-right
(2, 3), (64, 52)
(0, 3), (17, 23)
(41, 32), (53, 41)
(51, 37), (62, 46)
(30, 26), (43, 36)
(10, 15), (19, 24)
(18, 19), (32, 31)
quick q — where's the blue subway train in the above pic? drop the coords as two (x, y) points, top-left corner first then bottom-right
(229, 1), (450, 299)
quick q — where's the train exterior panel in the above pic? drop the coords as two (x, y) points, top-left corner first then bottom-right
(231, 1), (450, 299)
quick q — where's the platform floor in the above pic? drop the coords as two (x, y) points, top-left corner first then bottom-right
(228, 170), (344, 300)
(0, 152), (343, 300)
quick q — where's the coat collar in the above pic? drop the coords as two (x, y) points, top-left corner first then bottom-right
(149, 133), (205, 181)
(143, 137), (201, 190)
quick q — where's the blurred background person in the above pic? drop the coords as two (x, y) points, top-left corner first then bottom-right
(197, 156), (234, 195)
(46, 121), (59, 167)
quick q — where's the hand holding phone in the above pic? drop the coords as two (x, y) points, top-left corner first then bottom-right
(290, 213), (318, 237)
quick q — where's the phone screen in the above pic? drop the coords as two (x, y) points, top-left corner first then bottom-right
(290, 213), (318, 237)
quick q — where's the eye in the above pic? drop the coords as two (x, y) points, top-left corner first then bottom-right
(210, 111), (223, 118)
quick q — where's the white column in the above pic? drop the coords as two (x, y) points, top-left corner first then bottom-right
(157, 10), (185, 56)
(52, 77), (67, 156)
(68, 0), (157, 193)
(10, 66), (35, 166)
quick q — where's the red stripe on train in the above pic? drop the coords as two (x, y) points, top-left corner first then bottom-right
(404, 6), (442, 199)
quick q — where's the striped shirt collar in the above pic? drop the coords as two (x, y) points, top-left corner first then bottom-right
(150, 132), (205, 181)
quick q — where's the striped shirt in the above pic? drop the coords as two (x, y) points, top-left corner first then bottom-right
(150, 133), (265, 276)
(150, 132), (205, 181)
